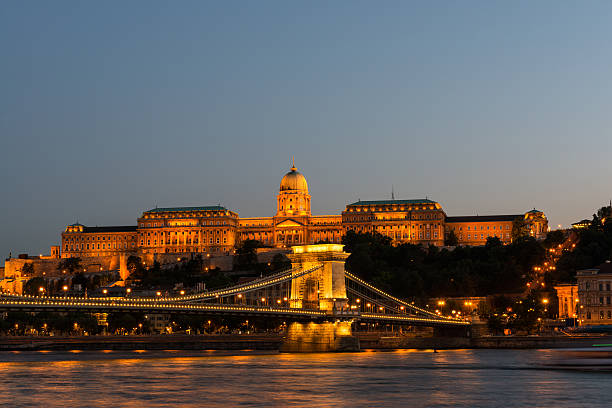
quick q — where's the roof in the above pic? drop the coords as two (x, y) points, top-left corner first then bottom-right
(347, 199), (437, 206)
(82, 226), (137, 233)
(446, 215), (521, 223)
(599, 261), (612, 274)
(144, 206), (228, 213)
(577, 262), (612, 276)
(526, 209), (543, 214)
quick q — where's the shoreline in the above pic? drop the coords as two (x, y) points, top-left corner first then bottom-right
(1, 333), (611, 352)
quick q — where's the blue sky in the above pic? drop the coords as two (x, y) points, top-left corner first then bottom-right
(1, 1), (612, 259)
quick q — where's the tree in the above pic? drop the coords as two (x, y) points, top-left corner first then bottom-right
(445, 230), (459, 246)
(485, 236), (502, 249)
(271, 253), (291, 272)
(234, 239), (263, 270)
(511, 218), (530, 241)
(23, 277), (47, 296)
(57, 257), (82, 274)
(21, 262), (34, 277)
(543, 230), (565, 248)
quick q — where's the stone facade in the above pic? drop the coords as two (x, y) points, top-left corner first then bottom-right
(576, 262), (612, 325)
(56, 163), (549, 260)
(554, 283), (578, 319)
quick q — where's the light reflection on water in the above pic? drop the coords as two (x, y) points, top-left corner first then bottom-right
(0, 349), (610, 407)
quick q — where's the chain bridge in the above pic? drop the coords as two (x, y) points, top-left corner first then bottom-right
(0, 244), (469, 351)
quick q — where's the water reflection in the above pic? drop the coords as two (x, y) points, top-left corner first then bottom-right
(0, 349), (610, 407)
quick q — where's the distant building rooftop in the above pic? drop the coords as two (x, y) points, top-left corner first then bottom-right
(572, 219), (591, 229)
(83, 226), (137, 233)
(347, 199), (437, 206)
(577, 261), (612, 276)
(144, 206), (228, 213)
(446, 215), (521, 223)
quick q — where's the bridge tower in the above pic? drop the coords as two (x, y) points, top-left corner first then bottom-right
(281, 244), (358, 352)
(287, 244), (349, 311)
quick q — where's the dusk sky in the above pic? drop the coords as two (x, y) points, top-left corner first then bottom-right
(2, 1), (612, 261)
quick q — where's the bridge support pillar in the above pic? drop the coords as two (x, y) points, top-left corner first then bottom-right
(280, 321), (359, 352)
(287, 244), (349, 311)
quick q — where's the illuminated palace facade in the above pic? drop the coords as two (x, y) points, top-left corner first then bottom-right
(60, 164), (548, 258)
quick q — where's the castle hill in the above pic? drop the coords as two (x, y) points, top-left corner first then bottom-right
(1, 162), (611, 353)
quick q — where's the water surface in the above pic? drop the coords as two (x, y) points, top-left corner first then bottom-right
(0, 349), (609, 407)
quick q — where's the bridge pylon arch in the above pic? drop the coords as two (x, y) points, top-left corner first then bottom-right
(287, 244), (349, 312)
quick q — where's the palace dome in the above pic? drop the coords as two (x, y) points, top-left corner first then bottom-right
(280, 166), (309, 193)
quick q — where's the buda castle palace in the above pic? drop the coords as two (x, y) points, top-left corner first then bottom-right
(60, 162), (548, 260)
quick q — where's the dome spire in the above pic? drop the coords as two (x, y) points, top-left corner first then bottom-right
(291, 155), (296, 171)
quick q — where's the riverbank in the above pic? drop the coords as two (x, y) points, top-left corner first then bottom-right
(1, 333), (611, 352)
(358, 333), (612, 350)
(0, 334), (282, 351)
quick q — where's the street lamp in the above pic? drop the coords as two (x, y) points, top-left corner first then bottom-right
(38, 287), (45, 296)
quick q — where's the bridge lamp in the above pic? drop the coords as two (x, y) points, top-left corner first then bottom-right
(356, 299), (360, 303)
(156, 291), (161, 297)
(38, 287), (44, 294)
(277, 299), (281, 304)
(379, 306), (384, 311)
(102, 289), (108, 295)
(542, 298), (549, 304)
(180, 290), (185, 296)
(126, 288), (131, 294)
(400, 306), (405, 311)
(63, 286), (68, 292)
(261, 297), (266, 303)
(283, 297), (288, 302)
(237, 294), (242, 298)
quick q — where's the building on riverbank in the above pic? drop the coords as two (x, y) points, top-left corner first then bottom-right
(554, 283), (578, 319)
(576, 261), (612, 324)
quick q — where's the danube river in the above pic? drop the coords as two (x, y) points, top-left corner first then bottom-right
(0, 349), (610, 407)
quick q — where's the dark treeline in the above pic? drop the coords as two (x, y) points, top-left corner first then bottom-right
(127, 255), (233, 290)
(342, 231), (547, 301)
(553, 206), (612, 284)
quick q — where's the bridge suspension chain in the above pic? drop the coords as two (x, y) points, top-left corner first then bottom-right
(344, 271), (459, 321)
